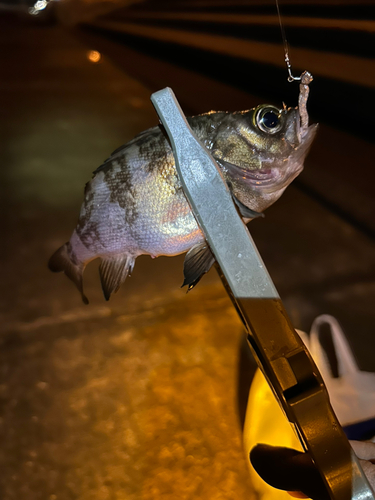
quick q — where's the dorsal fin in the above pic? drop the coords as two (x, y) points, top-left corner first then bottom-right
(99, 254), (135, 301)
(182, 242), (215, 291)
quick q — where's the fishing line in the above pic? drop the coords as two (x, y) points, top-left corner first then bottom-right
(275, 0), (300, 82)
(275, 0), (313, 130)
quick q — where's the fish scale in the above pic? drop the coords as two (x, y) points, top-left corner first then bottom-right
(49, 106), (317, 303)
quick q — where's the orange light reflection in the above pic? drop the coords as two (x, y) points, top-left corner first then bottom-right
(87, 50), (101, 63)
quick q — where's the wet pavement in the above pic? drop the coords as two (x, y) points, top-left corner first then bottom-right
(1, 14), (375, 500)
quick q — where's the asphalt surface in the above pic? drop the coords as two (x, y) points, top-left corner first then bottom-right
(1, 12), (375, 500)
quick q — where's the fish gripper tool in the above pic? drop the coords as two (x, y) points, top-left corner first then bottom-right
(151, 87), (375, 500)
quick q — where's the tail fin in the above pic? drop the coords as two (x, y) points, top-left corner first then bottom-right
(48, 243), (89, 304)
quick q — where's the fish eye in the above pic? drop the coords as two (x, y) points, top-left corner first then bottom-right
(256, 106), (283, 134)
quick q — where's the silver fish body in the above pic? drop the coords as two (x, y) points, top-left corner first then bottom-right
(49, 105), (317, 302)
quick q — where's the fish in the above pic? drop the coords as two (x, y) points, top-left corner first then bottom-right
(48, 100), (317, 303)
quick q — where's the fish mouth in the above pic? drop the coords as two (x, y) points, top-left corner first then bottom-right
(218, 120), (318, 193)
(218, 159), (282, 189)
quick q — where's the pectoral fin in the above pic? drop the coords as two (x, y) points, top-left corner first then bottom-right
(232, 195), (264, 220)
(99, 254), (135, 301)
(182, 242), (215, 291)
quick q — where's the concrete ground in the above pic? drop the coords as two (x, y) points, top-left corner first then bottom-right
(1, 14), (375, 500)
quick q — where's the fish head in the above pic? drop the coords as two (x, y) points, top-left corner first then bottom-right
(212, 104), (318, 213)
